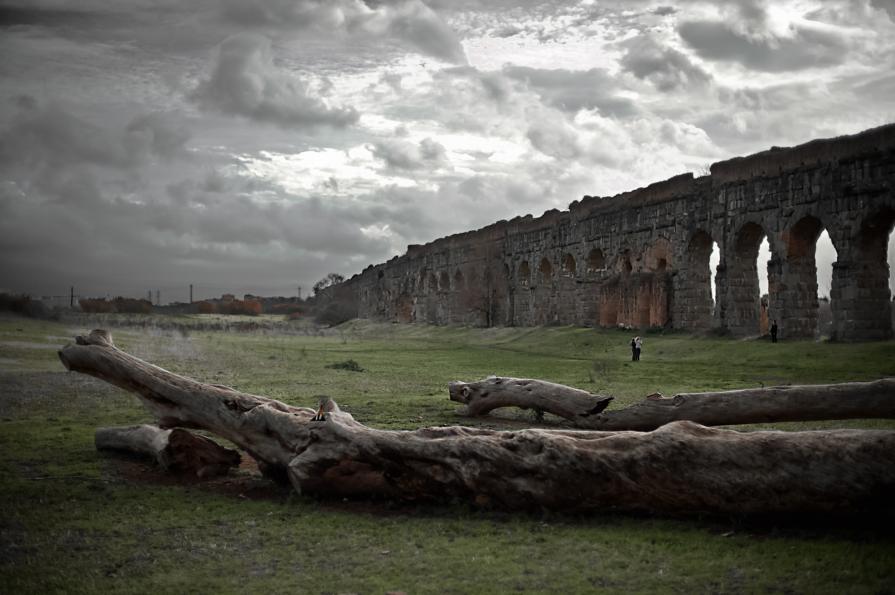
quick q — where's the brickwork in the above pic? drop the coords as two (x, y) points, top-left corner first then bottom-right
(340, 124), (895, 341)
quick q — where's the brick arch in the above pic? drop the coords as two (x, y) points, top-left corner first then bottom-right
(586, 248), (604, 273)
(857, 207), (895, 259)
(673, 229), (717, 331)
(615, 249), (634, 274)
(725, 221), (772, 336)
(639, 237), (673, 327)
(561, 253), (577, 276)
(538, 257), (553, 282)
(644, 237), (673, 272)
(518, 261), (531, 286)
(786, 215), (835, 260)
(779, 215), (838, 338)
(453, 268), (464, 290)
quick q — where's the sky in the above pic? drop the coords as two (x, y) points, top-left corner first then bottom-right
(1, 0), (894, 304)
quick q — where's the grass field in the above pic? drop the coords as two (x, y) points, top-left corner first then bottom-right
(1, 313), (894, 593)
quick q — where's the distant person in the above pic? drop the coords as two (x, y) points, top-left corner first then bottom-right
(634, 336), (642, 361)
(630, 336), (637, 361)
(770, 320), (778, 343)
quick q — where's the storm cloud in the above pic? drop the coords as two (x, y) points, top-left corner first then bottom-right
(678, 19), (849, 72)
(193, 33), (359, 129)
(221, 0), (467, 64)
(1, 0), (893, 300)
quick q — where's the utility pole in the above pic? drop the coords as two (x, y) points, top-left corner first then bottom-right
(190, 284), (193, 304)
(297, 285), (302, 301)
(70, 286), (74, 308)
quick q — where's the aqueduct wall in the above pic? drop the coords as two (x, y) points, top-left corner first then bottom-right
(340, 124), (895, 341)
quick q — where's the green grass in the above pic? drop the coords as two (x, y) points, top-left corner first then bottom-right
(1, 313), (894, 593)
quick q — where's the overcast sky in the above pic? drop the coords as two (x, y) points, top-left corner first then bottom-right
(1, 0), (894, 303)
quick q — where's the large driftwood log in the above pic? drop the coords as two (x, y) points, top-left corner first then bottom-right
(95, 425), (241, 478)
(60, 330), (895, 514)
(449, 376), (895, 431)
(449, 377), (613, 419)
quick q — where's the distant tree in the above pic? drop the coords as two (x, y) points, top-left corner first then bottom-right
(197, 301), (216, 314)
(218, 299), (261, 316)
(313, 273), (345, 297)
(314, 300), (355, 327)
(269, 303), (305, 316)
(79, 298), (115, 313)
(112, 297), (153, 314)
(0, 293), (51, 319)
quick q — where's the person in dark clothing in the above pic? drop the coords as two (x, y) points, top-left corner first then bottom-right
(630, 337), (637, 361)
(770, 320), (778, 343)
(634, 336), (642, 361)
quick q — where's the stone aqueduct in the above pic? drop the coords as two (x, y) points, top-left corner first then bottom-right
(338, 124), (895, 341)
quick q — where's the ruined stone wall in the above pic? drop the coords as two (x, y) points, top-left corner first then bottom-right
(342, 124), (895, 341)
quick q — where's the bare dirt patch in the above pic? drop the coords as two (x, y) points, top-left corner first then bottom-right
(108, 453), (291, 502)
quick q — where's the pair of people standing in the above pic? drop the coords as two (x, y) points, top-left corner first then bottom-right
(630, 336), (642, 361)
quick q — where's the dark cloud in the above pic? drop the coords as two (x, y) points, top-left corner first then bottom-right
(0, 4), (101, 28)
(221, 0), (467, 64)
(526, 118), (581, 160)
(652, 6), (676, 16)
(620, 35), (711, 91)
(502, 65), (637, 116)
(193, 33), (359, 129)
(0, 101), (190, 175)
(125, 112), (191, 160)
(370, 137), (448, 170)
(678, 19), (849, 72)
(872, 0), (895, 20)
(436, 66), (516, 105)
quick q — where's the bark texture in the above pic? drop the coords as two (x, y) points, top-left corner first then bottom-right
(60, 330), (895, 515)
(95, 425), (240, 477)
(449, 376), (895, 431)
(448, 377), (613, 420)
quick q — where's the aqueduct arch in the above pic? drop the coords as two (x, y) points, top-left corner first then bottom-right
(345, 125), (895, 340)
(726, 222), (770, 336)
(780, 215), (836, 339)
(830, 207), (895, 340)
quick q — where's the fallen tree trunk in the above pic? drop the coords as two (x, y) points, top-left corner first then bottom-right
(449, 377), (614, 419)
(60, 330), (895, 515)
(95, 425), (241, 478)
(449, 376), (895, 431)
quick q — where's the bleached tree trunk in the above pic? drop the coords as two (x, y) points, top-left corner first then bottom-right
(449, 377), (614, 419)
(449, 376), (895, 431)
(60, 330), (895, 515)
(95, 425), (240, 478)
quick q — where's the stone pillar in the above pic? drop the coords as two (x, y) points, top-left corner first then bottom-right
(557, 274), (577, 324)
(766, 255), (783, 334)
(831, 254), (893, 341)
(724, 254), (760, 336)
(636, 274), (652, 328)
(599, 281), (619, 327)
(712, 262), (727, 330)
(778, 256), (818, 339)
(573, 279), (597, 327)
(649, 273), (671, 327)
(672, 264), (713, 331)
